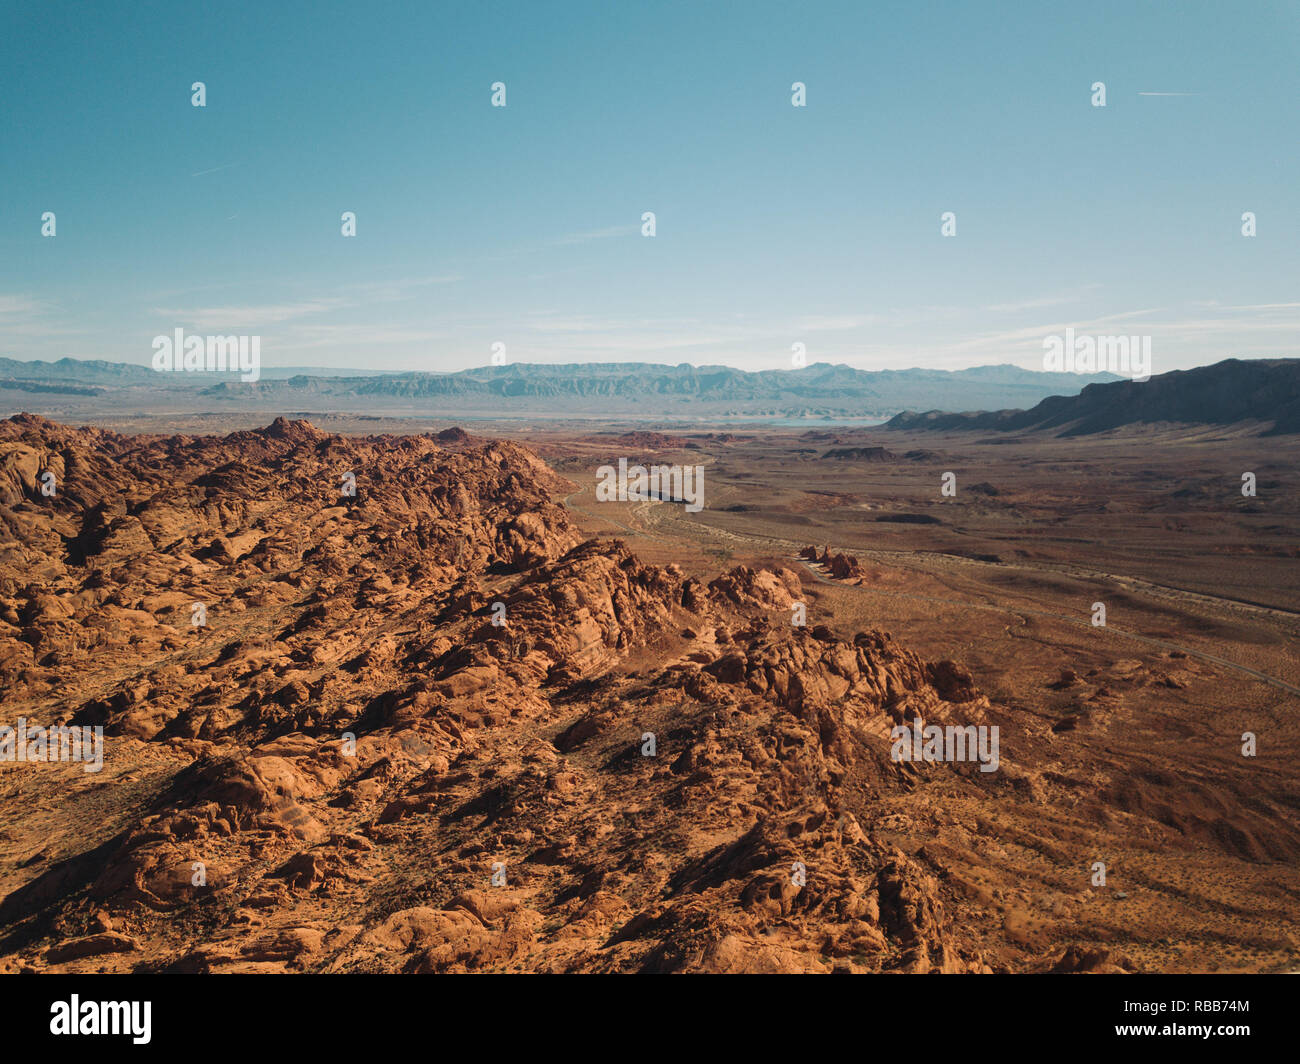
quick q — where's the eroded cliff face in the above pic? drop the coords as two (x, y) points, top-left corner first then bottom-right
(0, 415), (997, 973)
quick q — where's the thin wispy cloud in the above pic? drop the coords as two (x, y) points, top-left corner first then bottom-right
(150, 276), (462, 330)
(270, 323), (447, 354)
(553, 225), (637, 246)
(150, 299), (345, 329)
(190, 162), (240, 177)
(943, 308), (1167, 354)
(347, 274), (462, 302)
(0, 294), (50, 317)
(794, 315), (872, 332)
(0, 293), (88, 340)
(1195, 301), (1300, 312)
(986, 286), (1102, 314)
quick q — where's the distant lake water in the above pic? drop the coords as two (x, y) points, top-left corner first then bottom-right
(720, 416), (890, 428)
(379, 413), (893, 428)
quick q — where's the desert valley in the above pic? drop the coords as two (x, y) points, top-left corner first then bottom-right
(1, 360), (1296, 975)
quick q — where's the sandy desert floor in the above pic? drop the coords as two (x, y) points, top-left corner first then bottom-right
(532, 424), (1300, 972)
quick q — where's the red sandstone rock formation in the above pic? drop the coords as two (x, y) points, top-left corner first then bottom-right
(0, 416), (998, 974)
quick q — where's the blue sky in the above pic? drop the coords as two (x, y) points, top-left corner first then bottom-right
(2, 0), (1297, 376)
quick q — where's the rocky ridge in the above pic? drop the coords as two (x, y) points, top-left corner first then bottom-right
(1, 415), (1009, 973)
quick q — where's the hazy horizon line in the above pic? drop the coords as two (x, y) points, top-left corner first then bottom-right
(3, 352), (1294, 378)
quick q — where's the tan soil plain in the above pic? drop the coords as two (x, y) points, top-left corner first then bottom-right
(1, 412), (1297, 974)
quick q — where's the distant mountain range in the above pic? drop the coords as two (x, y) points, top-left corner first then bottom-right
(0, 358), (1119, 418)
(886, 358), (1300, 436)
(0, 358), (400, 385)
(11, 357), (1297, 431)
(204, 362), (1119, 411)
